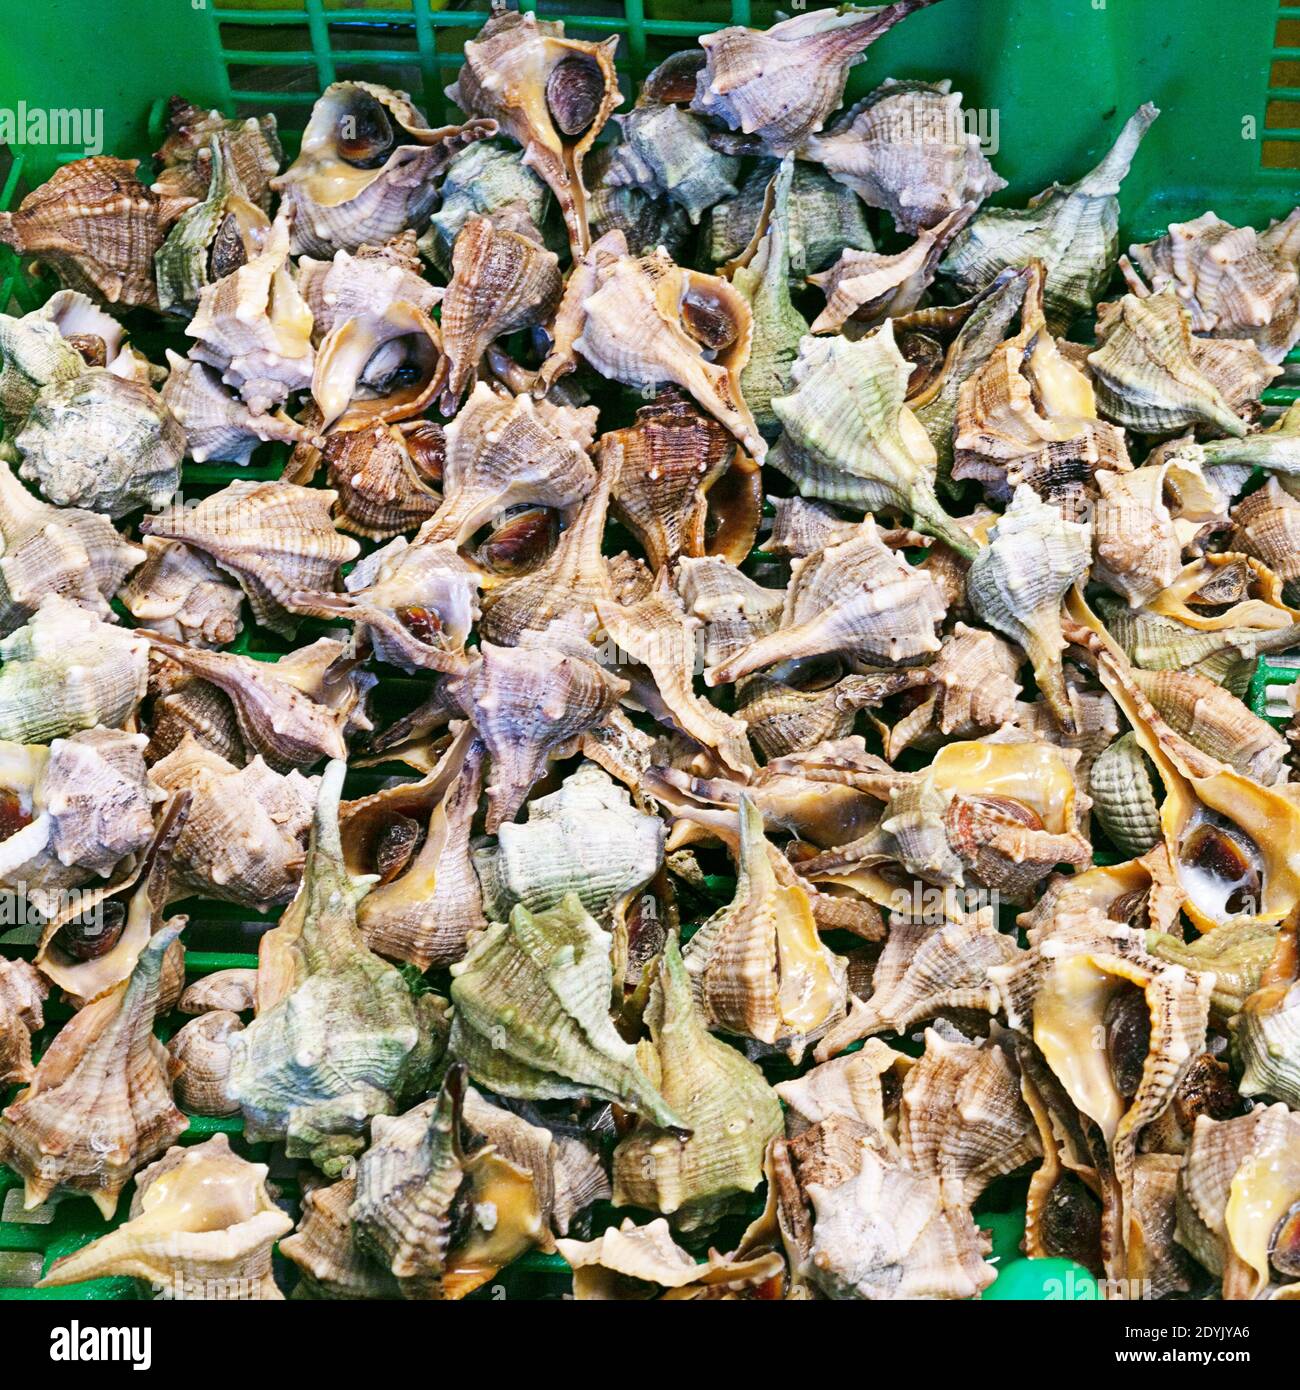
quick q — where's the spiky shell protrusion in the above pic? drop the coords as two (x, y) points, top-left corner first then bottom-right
(605, 102), (740, 227)
(118, 536), (244, 650)
(0, 958), (46, 1086)
(449, 892), (685, 1128)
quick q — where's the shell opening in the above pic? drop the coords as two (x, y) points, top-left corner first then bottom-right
(337, 92), (398, 170)
(1178, 815), (1263, 922)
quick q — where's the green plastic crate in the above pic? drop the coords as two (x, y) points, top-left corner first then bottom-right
(1, 0), (1296, 1303)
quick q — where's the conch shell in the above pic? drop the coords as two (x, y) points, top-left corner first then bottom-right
(604, 101), (740, 226)
(37, 1134), (291, 1300)
(118, 536), (244, 649)
(447, 10), (620, 258)
(0, 918), (187, 1216)
(152, 97), (281, 211)
(0, 957), (46, 1086)
(272, 82), (494, 257)
(803, 79), (1004, 234)
(227, 761), (444, 1174)
(613, 930), (783, 1232)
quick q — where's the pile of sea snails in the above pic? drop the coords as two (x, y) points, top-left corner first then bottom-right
(1, 0), (1300, 1304)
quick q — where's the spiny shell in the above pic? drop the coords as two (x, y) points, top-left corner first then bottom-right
(0, 156), (188, 308)
(153, 98), (281, 211)
(683, 798), (847, 1057)
(118, 537), (244, 649)
(149, 735), (317, 909)
(37, 1133), (290, 1299)
(941, 104), (1160, 334)
(1146, 920), (1279, 1025)
(161, 351), (318, 467)
(447, 10), (621, 259)
(614, 930), (782, 1232)
(0, 303), (88, 429)
(1230, 476), (1300, 604)
(816, 913), (1022, 1062)
(768, 325), (977, 559)
(605, 102), (740, 226)
(154, 134), (271, 316)
(676, 555), (784, 669)
(227, 761), (444, 1174)
(473, 760), (662, 923)
(1090, 732), (1163, 858)
(737, 663), (913, 762)
(350, 1066), (545, 1300)
(803, 79), (1005, 235)
(691, 1), (940, 157)
(418, 383), (597, 546)
(180, 969), (257, 1016)
(16, 369), (183, 517)
(0, 919), (187, 1217)
(586, 173), (692, 261)
(966, 485), (1092, 732)
(340, 729), (488, 971)
(418, 140), (553, 275)
(1122, 209), (1300, 365)
(308, 421), (441, 541)
(706, 516), (948, 685)
(279, 1176), (402, 1299)
(273, 82), (494, 258)
(1237, 971), (1300, 1111)
(0, 597), (148, 743)
(186, 210), (314, 416)
(763, 495), (860, 558)
(450, 641), (627, 833)
(775, 1039), (912, 1137)
(141, 480), (360, 639)
(0, 459), (144, 635)
(448, 891), (684, 1127)
(439, 216), (562, 414)
(0, 958), (46, 1086)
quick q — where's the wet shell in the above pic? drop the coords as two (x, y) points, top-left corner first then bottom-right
(450, 641), (627, 832)
(439, 217), (561, 414)
(273, 82), (495, 258)
(447, 10), (620, 259)
(304, 421), (442, 541)
(161, 351), (318, 467)
(0, 156), (189, 309)
(707, 160), (875, 282)
(0, 459), (144, 636)
(280, 1176), (402, 1299)
(775, 1039), (912, 1137)
(966, 486), (1092, 732)
(941, 104), (1160, 334)
(1237, 966), (1300, 1112)
(449, 892), (684, 1127)
(803, 80), (1005, 235)
(816, 913), (1022, 1062)
(153, 98), (282, 212)
(768, 325), (977, 559)
(613, 930), (783, 1233)
(1089, 290), (1277, 438)
(37, 1131), (290, 1299)
(1230, 477), (1300, 604)
(149, 735), (316, 909)
(418, 140), (554, 275)
(586, 173), (693, 261)
(0, 919), (187, 1217)
(0, 958), (47, 1086)
(597, 578), (757, 778)
(340, 729), (488, 971)
(141, 480), (360, 639)
(118, 537), (243, 650)
(676, 556), (784, 669)
(683, 798), (848, 1058)
(763, 496), (860, 559)
(16, 369), (183, 517)
(418, 383), (598, 546)
(1122, 209), (1300, 365)
(691, 1), (940, 157)
(0, 597), (148, 743)
(738, 664), (914, 762)
(1090, 732), (1163, 858)
(227, 761), (444, 1174)
(154, 134), (271, 316)
(605, 102), (740, 226)
(0, 302), (90, 430)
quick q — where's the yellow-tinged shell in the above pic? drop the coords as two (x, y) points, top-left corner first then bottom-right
(0, 919), (187, 1217)
(769, 324), (977, 558)
(802, 79), (1004, 236)
(0, 156), (189, 309)
(37, 1134), (291, 1299)
(966, 485), (1092, 732)
(1088, 290), (1277, 438)
(683, 797), (847, 1058)
(613, 931), (783, 1232)
(273, 82), (495, 258)
(775, 1040), (913, 1138)
(1122, 209), (1300, 365)
(690, 1), (941, 158)
(447, 10), (620, 259)
(153, 98), (281, 212)
(705, 516), (948, 686)
(439, 216), (561, 414)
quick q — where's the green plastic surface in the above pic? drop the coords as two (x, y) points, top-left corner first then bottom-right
(1, 0), (1299, 1303)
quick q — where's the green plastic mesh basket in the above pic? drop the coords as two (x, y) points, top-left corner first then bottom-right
(2, 0), (1299, 1302)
